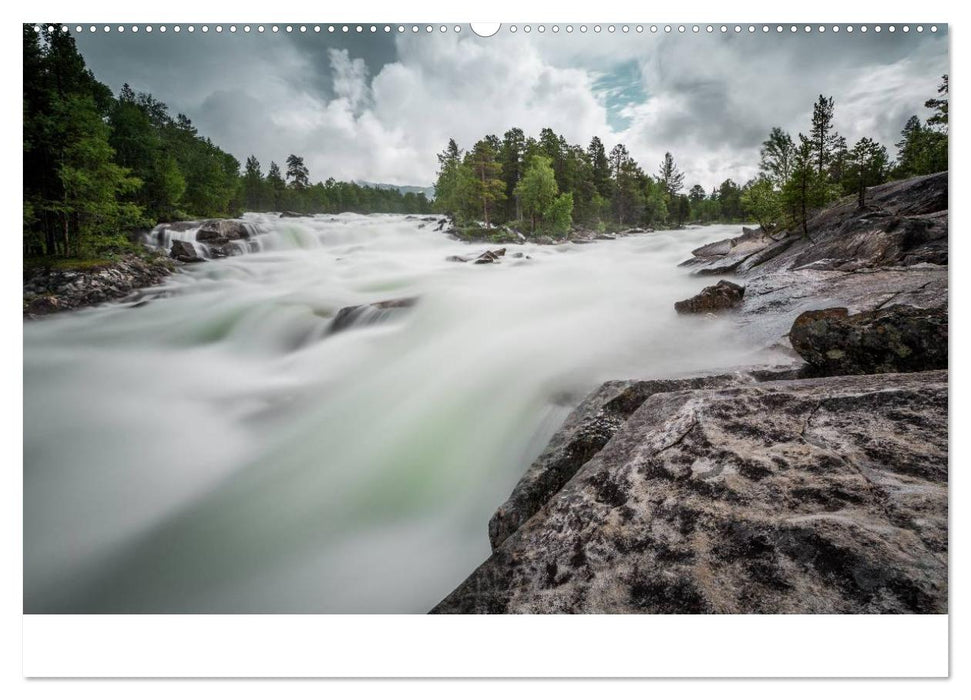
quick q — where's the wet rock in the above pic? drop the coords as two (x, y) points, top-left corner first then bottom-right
(24, 295), (62, 316)
(169, 240), (205, 263)
(446, 255), (468, 263)
(23, 254), (176, 317)
(328, 297), (418, 334)
(679, 226), (782, 275)
(474, 248), (507, 264)
(674, 280), (745, 314)
(196, 219), (252, 243)
(433, 371), (948, 614)
(488, 369), (799, 551)
(279, 210), (305, 218)
(790, 304), (948, 376)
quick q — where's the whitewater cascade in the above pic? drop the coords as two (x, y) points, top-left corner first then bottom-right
(24, 214), (777, 612)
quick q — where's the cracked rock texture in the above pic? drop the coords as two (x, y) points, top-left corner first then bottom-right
(433, 371), (948, 614)
(488, 369), (801, 551)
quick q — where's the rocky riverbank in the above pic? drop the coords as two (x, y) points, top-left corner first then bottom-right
(433, 172), (948, 614)
(23, 253), (176, 318)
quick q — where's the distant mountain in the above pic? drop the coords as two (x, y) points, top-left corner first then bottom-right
(356, 181), (435, 199)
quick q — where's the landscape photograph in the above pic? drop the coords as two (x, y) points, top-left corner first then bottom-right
(22, 22), (948, 615)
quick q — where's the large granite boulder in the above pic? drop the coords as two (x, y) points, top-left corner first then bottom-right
(195, 219), (252, 243)
(790, 304), (948, 375)
(169, 240), (205, 263)
(674, 280), (745, 314)
(433, 371), (948, 614)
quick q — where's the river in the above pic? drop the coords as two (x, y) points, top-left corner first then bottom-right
(24, 214), (777, 612)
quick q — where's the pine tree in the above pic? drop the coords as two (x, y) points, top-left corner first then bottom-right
(242, 156), (264, 210)
(499, 128), (526, 220)
(463, 140), (505, 228)
(809, 95), (836, 175)
(925, 75), (948, 130)
(759, 127), (796, 187)
(781, 134), (838, 238)
(266, 161), (286, 210)
(285, 154), (310, 190)
(433, 138), (463, 217)
(587, 136), (611, 199)
(657, 152), (685, 198)
(846, 138), (889, 208)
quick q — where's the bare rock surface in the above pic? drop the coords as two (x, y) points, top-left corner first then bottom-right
(488, 368), (802, 551)
(681, 173), (947, 279)
(433, 371), (948, 614)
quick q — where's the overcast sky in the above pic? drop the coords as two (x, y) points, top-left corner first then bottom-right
(74, 26), (949, 189)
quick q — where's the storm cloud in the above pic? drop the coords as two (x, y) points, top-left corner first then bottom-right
(73, 25), (949, 189)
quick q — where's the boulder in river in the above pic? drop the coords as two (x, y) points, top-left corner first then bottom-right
(474, 248), (506, 264)
(329, 297), (418, 334)
(674, 280), (745, 314)
(169, 240), (205, 263)
(433, 370), (948, 614)
(789, 304), (948, 375)
(196, 219), (252, 243)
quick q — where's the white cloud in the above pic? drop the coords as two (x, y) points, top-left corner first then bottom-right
(77, 29), (948, 188)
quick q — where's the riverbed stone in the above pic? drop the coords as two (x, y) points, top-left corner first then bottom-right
(170, 240), (205, 263)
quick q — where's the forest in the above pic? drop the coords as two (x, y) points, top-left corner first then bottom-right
(23, 23), (947, 258)
(22, 25), (431, 260)
(433, 80), (948, 238)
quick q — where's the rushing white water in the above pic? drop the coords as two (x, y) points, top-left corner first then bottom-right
(24, 214), (781, 612)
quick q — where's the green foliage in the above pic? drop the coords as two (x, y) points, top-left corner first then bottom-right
(759, 127), (795, 187)
(740, 178), (783, 232)
(22, 24), (433, 260)
(515, 155), (559, 232)
(845, 138), (889, 207)
(544, 193), (574, 238)
(781, 136), (840, 237)
(657, 152), (685, 198)
(462, 140), (506, 227)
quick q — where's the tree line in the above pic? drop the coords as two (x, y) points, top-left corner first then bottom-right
(239, 154), (431, 216)
(23, 25), (430, 259)
(24, 24), (948, 258)
(744, 79), (947, 236)
(434, 78), (948, 239)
